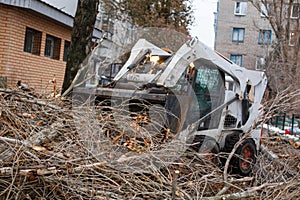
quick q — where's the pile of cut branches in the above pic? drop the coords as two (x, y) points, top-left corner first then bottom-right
(0, 88), (299, 199)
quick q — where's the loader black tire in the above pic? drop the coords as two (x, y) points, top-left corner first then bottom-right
(223, 133), (257, 176)
(191, 135), (220, 165)
(233, 139), (257, 176)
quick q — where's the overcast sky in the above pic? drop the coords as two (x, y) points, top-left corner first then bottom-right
(189, 0), (218, 48)
(42, 0), (218, 48)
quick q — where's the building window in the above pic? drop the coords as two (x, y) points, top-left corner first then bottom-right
(63, 41), (70, 62)
(234, 2), (247, 15)
(289, 31), (297, 46)
(258, 30), (272, 45)
(23, 27), (42, 55)
(256, 56), (266, 70)
(101, 13), (114, 34)
(44, 34), (61, 60)
(232, 28), (245, 42)
(260, 3), (268, 17)
(291, 3), (299, 18)
(230, 54), (243, 66)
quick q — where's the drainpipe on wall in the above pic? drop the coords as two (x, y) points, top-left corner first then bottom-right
(213, 0), (220, 50)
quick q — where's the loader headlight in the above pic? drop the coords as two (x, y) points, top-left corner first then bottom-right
(189, 62), (195, 69)
(150, 55), (160, 63)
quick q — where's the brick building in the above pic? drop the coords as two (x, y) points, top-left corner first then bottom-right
(215, 0), (273, 70)
(0, 0), (105, 92)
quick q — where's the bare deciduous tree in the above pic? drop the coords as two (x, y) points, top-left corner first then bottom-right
(101, 0), (194, 34)
(250, 0), (300, 99)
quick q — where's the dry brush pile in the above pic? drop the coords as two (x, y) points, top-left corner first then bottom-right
(0, 88), (300, 200)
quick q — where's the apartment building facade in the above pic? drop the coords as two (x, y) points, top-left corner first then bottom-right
(215, 0), (273, 70)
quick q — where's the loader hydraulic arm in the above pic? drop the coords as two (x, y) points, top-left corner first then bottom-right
(155, 38), (267, 130)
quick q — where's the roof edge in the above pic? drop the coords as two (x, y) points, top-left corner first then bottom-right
(0, 0), (74, 27)
(0, 0), (106, 40)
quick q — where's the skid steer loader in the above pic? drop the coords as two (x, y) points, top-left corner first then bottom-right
(80, 38), (267, 175)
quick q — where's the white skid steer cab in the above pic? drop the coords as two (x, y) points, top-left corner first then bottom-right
(85, 38), (267, 176)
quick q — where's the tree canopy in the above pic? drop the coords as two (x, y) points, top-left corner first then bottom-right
(102, 0), (194, 34)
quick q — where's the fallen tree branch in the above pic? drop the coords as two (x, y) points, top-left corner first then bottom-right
(217, 133), (250, 196)
(15, 97), (61, 110)
(0, 88), (36, 99)
(61, 63), (89, 98)
(1, 88), (300, 199)
(0, 136), (32, 148)
(73, 161), (107, 173)
(0, 166), (59, 176)
(0, 88), (61, 109)
(203, 182), (286, 200)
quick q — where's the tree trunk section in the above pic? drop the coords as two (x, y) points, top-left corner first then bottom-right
(61, 0), (98, 95)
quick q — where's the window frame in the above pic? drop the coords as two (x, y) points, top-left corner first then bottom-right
(232, 28), (245, 42)
(260, 3), (268, 17)
(63, 40), (71, 62)
(289, 31), (297, 46)
(255, 56), (266, 71)
(44, 36), (54, 58)
(258, 30), (272, 45)
(291, 3), (299, 19)
(234, 1), (247, 16)
(230, 54), (243, 67)
(44, 34), (61, 60)
(23, 27), (42, 55)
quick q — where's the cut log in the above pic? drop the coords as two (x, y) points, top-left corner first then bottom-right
(293, 141), (300, 149)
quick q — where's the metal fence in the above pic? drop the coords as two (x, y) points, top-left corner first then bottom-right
(270, 113), (300, 135)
